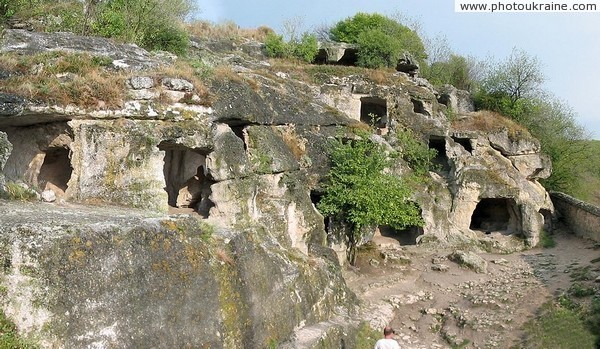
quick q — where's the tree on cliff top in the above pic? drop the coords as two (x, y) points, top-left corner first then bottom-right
(329, 12), (427, 69)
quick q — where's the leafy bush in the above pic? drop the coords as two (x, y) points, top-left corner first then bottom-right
(264, 32), (290, 58)
(395, 128), (437, 176)
(141, 23), (189, 55)
(329, 12), (426, 68)
(355, 28), (401, 69)
(569, 283), (596, 298)
(422, 54), (473, 90)
(264, 32), (318, 63)
(585, 297), (600, 348)
(292, 33), (318, 63)
(317, 131), (424, 263)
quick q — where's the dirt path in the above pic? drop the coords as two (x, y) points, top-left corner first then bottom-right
(344, 227), (600, 349)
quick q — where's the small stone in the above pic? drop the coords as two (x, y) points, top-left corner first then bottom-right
(129, 76), (154, 89)
(431, 263), (450, 272)
(162, 78), (194, 92)
(41, 190), (56, 202)
(369, 258), (380, 267)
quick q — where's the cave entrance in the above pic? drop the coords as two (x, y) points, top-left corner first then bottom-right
(411, 98), (431, 116)
(470, 198), (519, 235)
(539, 208), (553, 232)
(38, 147), (72, 195)
(379, 225), (423, 246)
(452, 136), (473, 153)
(310, 190), (330, 233)
(221, 120), (249, 150)
(360, 97), (387, 128)
(428, 136), (450, 173)
(158, 142), (214, 217)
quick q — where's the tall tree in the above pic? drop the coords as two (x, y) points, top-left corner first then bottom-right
(482, 48), (545, 105)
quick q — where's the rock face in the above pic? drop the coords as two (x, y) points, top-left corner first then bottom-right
(0, 201), (354, 348)
(1, 29), (165, 70)
(0, 29), (555, 347)
(0, 131), (11, 189)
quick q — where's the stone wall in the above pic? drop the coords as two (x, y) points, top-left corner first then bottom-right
(550, 191), (600, 242)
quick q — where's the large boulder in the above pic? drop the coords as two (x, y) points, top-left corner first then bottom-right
(0, 201), (355, 348)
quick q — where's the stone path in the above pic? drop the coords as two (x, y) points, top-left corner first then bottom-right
(345, 228), (600, 348)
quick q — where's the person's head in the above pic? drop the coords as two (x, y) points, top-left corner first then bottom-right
(383, 326), (395, 337)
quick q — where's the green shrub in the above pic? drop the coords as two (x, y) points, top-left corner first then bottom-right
(91, 5), (127, 38)
(0, 182), (37, 201)
(141, 23), (189, 55)
(264, 32), (289, 58)
(264, 31), (318, 63)
(329, 12), (426, 68)
(355, 322), (380, 348)
(585, 297), (600, 348)
(569, 283), (596, 298)
(291, 33), (318, 63)
(395, 128), (437, 176)
(317, 131), (424, 263)
(422, 54), (473, 90)
(355, 28), (400, 69)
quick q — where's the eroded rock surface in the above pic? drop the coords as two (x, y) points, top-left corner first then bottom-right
(0, 29), (558, 348)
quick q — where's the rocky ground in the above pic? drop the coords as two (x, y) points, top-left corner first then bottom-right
(346, 227), (600, 349)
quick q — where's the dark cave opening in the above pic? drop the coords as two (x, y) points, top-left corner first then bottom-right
(452, 136), (473, 153)
(428, 136), (450, 172)
(360, 97), (387, 128)
(379, 225), (423, 246)
(470, 198), (519, 235)
(220, 120), (249, 150)
(539, 208), (553, 232)
(411, 98), (430, 116)
(38, 147), (72, 194)
(158, 142), (215, 217)
(310, 190), (330, 232)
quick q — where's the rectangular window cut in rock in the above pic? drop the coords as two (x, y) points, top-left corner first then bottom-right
(360, 97), (387, 128)
(428, 136), (451, 173)
(452, 136), (473, 153)
(38, 147), (73, 195)
(158, 142), (214, 217)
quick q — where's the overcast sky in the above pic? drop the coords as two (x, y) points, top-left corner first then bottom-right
(193, 0), (600, 139)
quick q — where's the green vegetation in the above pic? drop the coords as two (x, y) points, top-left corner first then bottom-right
(0, 310), (37, 349)
(354, 322), (380, 348)
(0, 182), (38, 201)
(264, 32), (319, 63)
(1, 0), (193, 54)
(519, 301), (596, 349)
(472, 48), (590, 196)
(422, 54), (474, 91)
(538, 231), (556, 248)
(317, 131), (425, 264)
(329, 12), (426, 69)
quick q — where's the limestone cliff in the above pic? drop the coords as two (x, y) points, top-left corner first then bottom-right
(0, 29), (554, 347)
